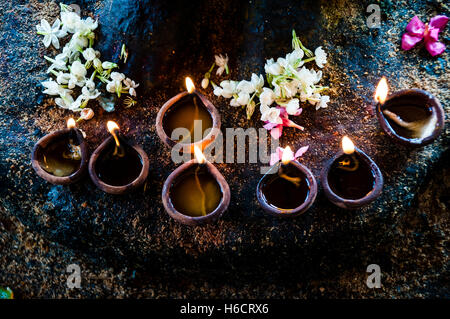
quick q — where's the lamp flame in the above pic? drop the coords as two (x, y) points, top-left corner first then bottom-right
(194, 145), (206, 164)
(342, 136), (355, 155)
(281, 146), (294, 165)
(107, 121), (120, 147)
(67, 118), (76, 129)
(185, 77), (195, 93)
(375, 77), (388, 104)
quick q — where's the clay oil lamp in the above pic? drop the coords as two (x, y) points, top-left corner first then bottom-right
(256, 146), (318, 217)
(375, 77), (444, 147)
(321, 136), (383, 209)
(162, 146), (230, 226)
(88, 121), (149, 194)
(32, 118), (88, 185)
(156, 77), (221, 153)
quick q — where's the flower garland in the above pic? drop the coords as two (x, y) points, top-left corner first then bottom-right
(212, 30), (330, 139)
(36, 3), (139, 121)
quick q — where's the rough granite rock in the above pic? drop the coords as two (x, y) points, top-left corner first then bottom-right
(0, 0), (449, 298)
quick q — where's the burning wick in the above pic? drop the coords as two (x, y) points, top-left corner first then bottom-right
(178, 77), (199, 144)
(194, 145), (207, 216)
(185, 77), (195, 94)
(279, 146), (301, 187)
(375, 77), (437, 138)
(63, 118), (81, 161)
(339, 136), (359, 172)
(375, 77), (388, 105)
(107, 121), (124, 157)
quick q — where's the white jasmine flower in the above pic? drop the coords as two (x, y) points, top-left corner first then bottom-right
(280, 80), (300, 98)
(85, 78), (95, 91)
(286, 49), (304, 68)
(61, 11), (81, 33)
(42, 79), (66, 95)
(111, 72), (125, 82)
(81, 86), (101, 99)
(215, 54), (229, 76)
(316, 95), (330, 110)
(250, 73), (264, 93)
(260, 105), (282, 124)
(296, 67), (318, 89)
(68, 95), (84, 111)
(80, 108), (94, 120)
(259, 87), (275, 107)
(55, 92), (75, 109)
(314, 46), (327, 68)
(123, 78), (139, 96)
(77, 17), (98, 35)
(106, 81), (118, 93)
(36, 18), (66, 49)
(264, 58), (282, 76)
(67, 32), (88, 51)
(218, 80), (238, 99)
(45, 56), (68, 73)
(213, 83), (223, 96)
(93, 58), (103, 70)
(70, 61), (87, 79)
(102, 61), (118, 70)
(300, 86), (314, 102)
(55, 72), (71, 85)
(236, 80), (254, 94)
(236, 92), (250, 106)
(82, 48), (97, 62)
(201, 78), (209, 89)
(285, 98), (300, 115)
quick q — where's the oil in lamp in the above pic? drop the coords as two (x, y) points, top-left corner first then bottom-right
(156, 77), (221, 153)
(32, 118), (88, 185)
(162, 146), (230, 226)
(88, 121), (149, 194)
(256, 146), (318, 217)
(375, 77), (444, 146)
(321, 136), (383, 209)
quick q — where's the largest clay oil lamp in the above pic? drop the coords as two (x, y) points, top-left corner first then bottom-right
(321, 136), (383, 209)
(375, 77), (444, 147)
(162, 146), (230, 226)
(156, 77), (221, 153)
(32, 118), (88, 185)
(256, 146), (318, 217)
(88, 121), (149, 194)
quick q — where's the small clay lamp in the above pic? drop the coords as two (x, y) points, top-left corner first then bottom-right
(156, 77), (221, 153)
(256, 146), (318, 217)
(32, 118), (88, 185)
(321, 136), (383, 209)
(162, 146), (230, 226)
(375, 77), (444, 147)
(88, 121), (149, 194)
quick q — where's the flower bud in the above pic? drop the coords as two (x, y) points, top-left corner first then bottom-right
(80, 108), (94, 120)
(201, 78), (209, 89)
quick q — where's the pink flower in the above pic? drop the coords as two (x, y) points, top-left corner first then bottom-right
(269, 145), (309, 166)
(402, 15), (449, 56)
(263, 107), (304, 139)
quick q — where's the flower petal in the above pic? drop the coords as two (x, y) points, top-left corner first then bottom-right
(425, 40), (446, 56)
(405, 16), (425, 35)
(51, 35), (60, 49)
(426, 27), (440, 42)
(282, 118), (304, 130)
(263, 122), (278, 130)
(270, 152), (280, 166)
(270, 126), (283, 139)
(294, 145), (309, 158)
(43, 35), (51, 48)
(429, 15), (449, 31)
(401, 33), (423, 50)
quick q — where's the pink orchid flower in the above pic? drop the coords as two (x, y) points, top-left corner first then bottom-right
(270, 145), (309, 166)
(263, 107), (304, 139)
(402, 15), (449, 56)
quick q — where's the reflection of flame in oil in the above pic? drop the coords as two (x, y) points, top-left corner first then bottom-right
(375, 77), (388, 104)
(194, 145), (206, 164)
(342, 136), (355, 155)
(185, 77), (195, 94)
(107, 121), (120, 147)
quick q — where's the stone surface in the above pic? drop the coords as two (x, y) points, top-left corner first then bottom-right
(0, 0), (449, 298)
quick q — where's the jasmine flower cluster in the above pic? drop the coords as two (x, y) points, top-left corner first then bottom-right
(37, 3), (139, 120)
(213, 30), (329, 138)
